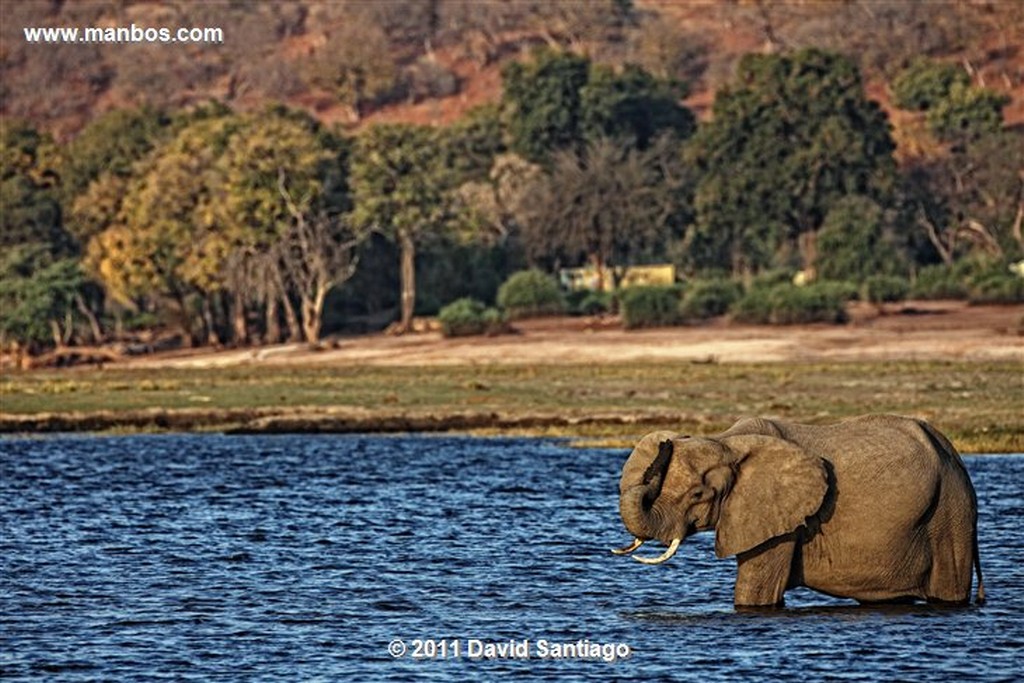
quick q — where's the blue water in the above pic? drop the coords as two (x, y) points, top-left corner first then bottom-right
(1, 435), (1021, 681)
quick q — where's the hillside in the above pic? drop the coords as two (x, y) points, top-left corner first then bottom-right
(3, 0), (1021, 148)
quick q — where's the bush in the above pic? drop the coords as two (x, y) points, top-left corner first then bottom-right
(968, 273), (1024, 305)
(816, 280), (861, 302)
(927, 82), (1010, 143)
(496, 270), (566, 319)
(769, 284), (849, 324)
(731, 284), (848, 325)
(749, 269), (796, 291)
(730, 287), (775, 324)
(566, 289), (613, 316)
(679, 279), (742, 320)
(911, 265), (969, 300)
(890, 58), (969, 111)
(437, 298), (505, 337)
(863, 275), (910, 305)
(620, 285), (683, 329)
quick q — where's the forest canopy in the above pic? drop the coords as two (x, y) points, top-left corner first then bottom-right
(1, 1), (1021, 354)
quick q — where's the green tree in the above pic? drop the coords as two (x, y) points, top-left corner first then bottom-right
(501, 49), (694, 164)
(1, 123), (67, 255)
(816, 196), (907, 282)
(686, 49), (897, 276)
(890, 58), (970, 112)
(927, 82), (1009, 144)
(581, 63), (694, 148)
(213, 107), (347, 343)
(60, 108), (172, 214)
(350, 123), (452, 333)
(0, 245), (82, 351)
(501, 49), (590, 163)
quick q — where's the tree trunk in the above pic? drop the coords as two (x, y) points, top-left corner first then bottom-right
(74, 292), (103, 343)
(232, 288), (248, 346)
(201, 297), (221, 346)
(1011, 201), (1023, 251)
(265, 295), (281, 344)
(281, 293), (301, 341)
(798, 230), (818, 276)
(170, 291), (194, 348)
(302, 286), (330, 345)
(398, 230), (417, 334)
(49, 319), (64, 349)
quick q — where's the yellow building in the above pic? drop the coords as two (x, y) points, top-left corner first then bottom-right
(559, 264), (676, 292)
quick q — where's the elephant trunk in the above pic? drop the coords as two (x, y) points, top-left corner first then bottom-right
(619, 484), (658, 540)
(616, 438), (683, 564)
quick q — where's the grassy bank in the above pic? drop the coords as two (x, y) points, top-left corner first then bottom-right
(1, 360), (1021, 452)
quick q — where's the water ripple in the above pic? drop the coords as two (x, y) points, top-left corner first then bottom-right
(0, 435), (1021, 681)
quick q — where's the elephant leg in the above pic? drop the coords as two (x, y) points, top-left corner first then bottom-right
(733, 533), (798, 608)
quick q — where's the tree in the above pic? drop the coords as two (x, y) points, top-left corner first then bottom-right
(212, 107), (345, 344)
(501, 49), (695, 165)
(85, 113), (241, 344)
(307, 8), (400, 117)
(908, 131), (1024, 265)
(686, 49), (898, 276)
(890, 58), (970, 112)
(927, 82), (1010, 145)
(816, 196), (908, 282)
(0, 245), (82, 352)
(60, 107), (172, 217)
(1, 123), (67, 255)
(518, 134), (688, 289)
(501, 49), (590, 164)
(350, 123), (452, 333)
(276, 173), (362, 343)
(581, 63), (694, 148)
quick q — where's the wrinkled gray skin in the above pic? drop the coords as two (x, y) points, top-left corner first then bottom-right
(615, 415), (984, 607)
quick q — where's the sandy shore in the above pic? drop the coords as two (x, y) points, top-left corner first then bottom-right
(124, 301), (1022, 369)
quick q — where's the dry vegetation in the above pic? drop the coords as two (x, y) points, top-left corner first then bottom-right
(3, 1), (1021, 140)
(2, 303), (1021, 451)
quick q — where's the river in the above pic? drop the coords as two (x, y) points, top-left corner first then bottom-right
(1, 435), (1020, 680)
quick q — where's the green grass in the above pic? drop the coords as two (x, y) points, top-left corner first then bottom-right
(1, 361), (1021, 452)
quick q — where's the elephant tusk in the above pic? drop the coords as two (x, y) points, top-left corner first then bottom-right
(610, 537), (645, 555)
(632, 537), (681, 565)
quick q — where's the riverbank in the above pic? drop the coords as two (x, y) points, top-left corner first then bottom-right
(2, 359), (1021, 451)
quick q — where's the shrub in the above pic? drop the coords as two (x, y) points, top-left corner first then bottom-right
(968, 273), (1024, 305)
(890, 58), (969, 111)
(620, 285), (682, 329)
(496, 269), (566, 319)
(679, 279), (742, 320)
(749, 269), (796, 291)
(730, 287), (775, 324)
(438, 298), (505, 337)
(927, 82), (1010, 143)
(768, 284), (849, 324)
(911, 265), (969, 300)
(565, 289), (613, 316)
(816, 280), (861, 302)
(731, 284), (848, 325)
(863, 275), (910, 305)
(575, 290), (614, 316)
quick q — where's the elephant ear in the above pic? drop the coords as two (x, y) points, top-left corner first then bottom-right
(714, 434), (828, 558)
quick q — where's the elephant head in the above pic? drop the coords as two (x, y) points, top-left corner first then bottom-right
(613, 431), (829, 564)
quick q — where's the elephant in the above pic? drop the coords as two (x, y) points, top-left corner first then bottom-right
(612, 414), (985, 607)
